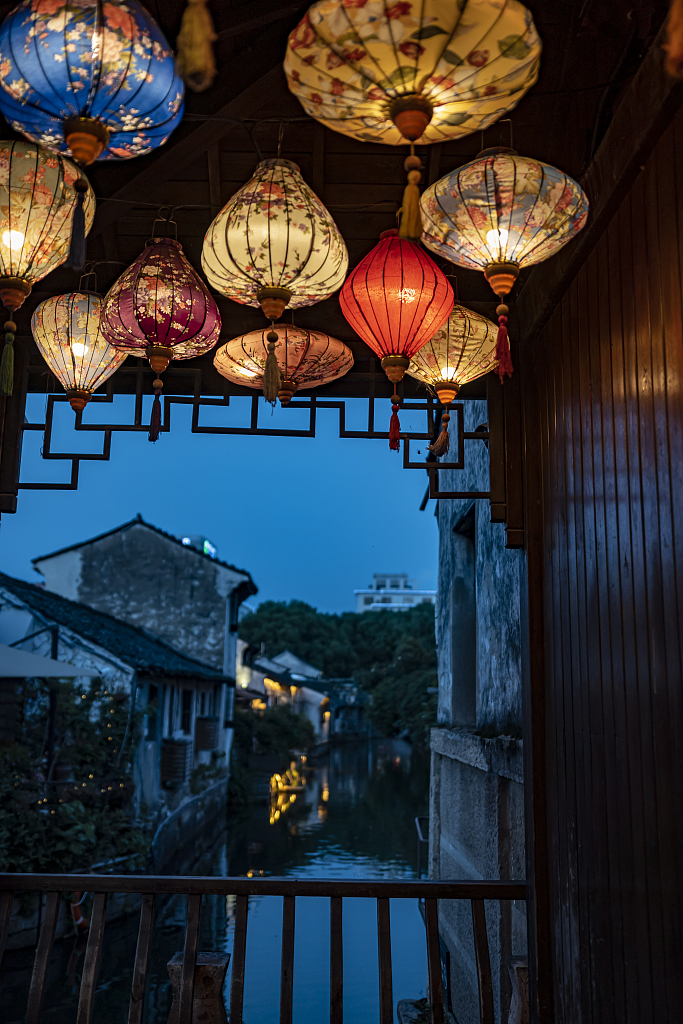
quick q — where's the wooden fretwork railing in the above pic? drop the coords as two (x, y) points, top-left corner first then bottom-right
(0, 874), (526, 1024)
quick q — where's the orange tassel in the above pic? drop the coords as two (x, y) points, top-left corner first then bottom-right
(428, 412), (450, 456)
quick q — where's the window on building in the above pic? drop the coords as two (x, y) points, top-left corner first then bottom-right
(381, 596), (391, 603)
(403, 596), (413, 603)
(390, 580), (400, 588)
(376, 580), (386, 589)
(181, 690), (193, 734)
(364, 596), (373, 605)
(146, 684), (158, 739)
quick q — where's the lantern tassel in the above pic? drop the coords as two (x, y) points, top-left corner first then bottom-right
(428, 412), (450, 456)
(0, 319), (16, 397)
(66, 179), (88, 271)
(389, 400), (401, 451)
(149, 380), (163, 442)
(263, 329), (281, 404)
(176, 0), (217, 93)
(399, 151), (424, 241)
(495, 302), (513, 381)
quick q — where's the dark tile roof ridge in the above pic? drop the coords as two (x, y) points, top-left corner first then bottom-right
(30, 514), (257, 592)
(0, 571), (227, 679)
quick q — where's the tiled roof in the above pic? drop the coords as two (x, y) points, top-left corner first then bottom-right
(0, 572), (226, 680)
(31, 514), (257, 595)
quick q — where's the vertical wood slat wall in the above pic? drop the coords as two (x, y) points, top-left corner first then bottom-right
(521, 110), (683, 1024)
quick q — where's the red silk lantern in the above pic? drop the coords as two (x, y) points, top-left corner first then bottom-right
(340, 232), (452, 449)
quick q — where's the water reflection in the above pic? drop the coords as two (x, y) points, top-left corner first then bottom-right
(1, 740), (429, 1024)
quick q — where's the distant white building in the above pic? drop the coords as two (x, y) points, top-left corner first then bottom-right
(354, 573), (436, 612)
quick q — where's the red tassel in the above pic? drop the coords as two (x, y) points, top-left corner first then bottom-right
(389, 403), (401, 451)
(149, 387), (162, 442)
(495, 313), (513, 381)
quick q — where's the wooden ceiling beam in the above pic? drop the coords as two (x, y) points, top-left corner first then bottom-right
(216, 1), (306, 41)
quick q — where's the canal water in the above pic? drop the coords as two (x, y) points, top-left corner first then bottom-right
(3, 740), (430, 1024)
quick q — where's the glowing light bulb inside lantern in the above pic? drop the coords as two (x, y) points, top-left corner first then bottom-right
(441, 366), (456, 380)
(239, 365), (258, 377)
(398, 288), (417, 304)
(2, 229), (24, 250)
(485, 227), (509, 254)
(71, 342), (88, 357)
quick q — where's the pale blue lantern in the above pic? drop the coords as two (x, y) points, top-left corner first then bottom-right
(0, 0), (184, 165)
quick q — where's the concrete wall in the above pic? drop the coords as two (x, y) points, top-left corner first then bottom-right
(34, 523), (248, 670)
(430, 400), (526, 1024)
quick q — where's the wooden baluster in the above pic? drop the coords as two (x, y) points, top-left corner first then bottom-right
(229, 895), (249, 1024)
(471, 899), (494, 1024)
(128, 894), (156, 1024)
(25, 891), (60, 1024)
(76, 892), (108, 1024)
(178, 894), (202, 1024)
(330, 896), (343, 1024)
(424, 898), (445, 1024)
(0, 890), (13, 968)
(280, 895), (296, 1024)
(376, 897), (393, 1024)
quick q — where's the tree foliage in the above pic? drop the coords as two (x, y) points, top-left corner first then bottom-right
(239, 601), (438, 746)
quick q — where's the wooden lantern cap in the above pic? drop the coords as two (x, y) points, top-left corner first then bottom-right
(0, 276), (31, 312)
(381, 353), (410, 383)
(145, 344), (172, 375)
(66, 388), (91, 413)
(63, 117), (110, 165)
(278, 378), (298, 405)
(485, 262), (519, 297)
(390, 95), (433, 141)
(257, 286), (292, 321)
(434, 380), (459, 405)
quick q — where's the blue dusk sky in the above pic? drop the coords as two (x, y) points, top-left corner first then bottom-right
(0, 393), (438, 613)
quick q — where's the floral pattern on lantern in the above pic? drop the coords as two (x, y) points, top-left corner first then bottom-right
(0, 0), (184, 163)
(31, 291), (126, 410)
(202, 159), (348, 317)
(214, 323), (353, 404)
(407, 303), (498, 401)
(0, 139), (95, 292)
(420, 149), (589, 272)
(100, 237), (221, 360)
(284, 0), (541, 146)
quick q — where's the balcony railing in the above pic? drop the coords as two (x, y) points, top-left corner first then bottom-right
(0, 873), (526, 1024)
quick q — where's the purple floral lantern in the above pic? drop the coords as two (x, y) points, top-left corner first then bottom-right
(100, 237), (221, 441)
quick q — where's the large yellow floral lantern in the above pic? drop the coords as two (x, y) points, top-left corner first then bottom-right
(407, 302), (498, 454)
(202, 158), (348, 322)
(420, 147), (589, 376)
(32, 292), (126, 412)
(284, 0), (541, 145)
(214, 323), (353, 405)
(0, 139), (95, 395)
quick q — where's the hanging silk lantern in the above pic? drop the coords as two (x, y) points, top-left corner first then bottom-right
(214, 323), (353, 406)
(407, 303), (497, 454)
(0, 0), (184, 166)
(32, 292), (126, 412)
(0, 139), (95, 396)
(202, 158), (348, 323)
(284, 0), (541, 146)
(420, 147), (589, 377)
(100, 237), (221, 441)
(340, 230), (452, 450)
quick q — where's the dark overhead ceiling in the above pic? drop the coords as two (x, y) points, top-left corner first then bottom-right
(1, 0), (669, 398)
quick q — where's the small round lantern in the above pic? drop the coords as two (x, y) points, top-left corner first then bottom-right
(0, 139), (95, 395)
(32, 292), (127, 412)
(0, 0), (184, 165)
(100, 237), (221, 441)
(284, 0), (541, 145)
(407, 303), (498, 454)
(420, 147), (589, 376)
(214, 323), (353, 406)
(340, 231), (452, 449)
(202, 158), (348, 322)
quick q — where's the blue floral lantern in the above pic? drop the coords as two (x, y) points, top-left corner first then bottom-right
(0, 0), (184, 165)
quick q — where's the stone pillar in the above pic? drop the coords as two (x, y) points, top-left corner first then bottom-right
(167, 952), (229, 1024)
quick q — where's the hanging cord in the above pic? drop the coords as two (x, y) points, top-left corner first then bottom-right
(78, 263), (98, 293)
(277, 121), (285, 159)
(0, 314), (16, 397)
